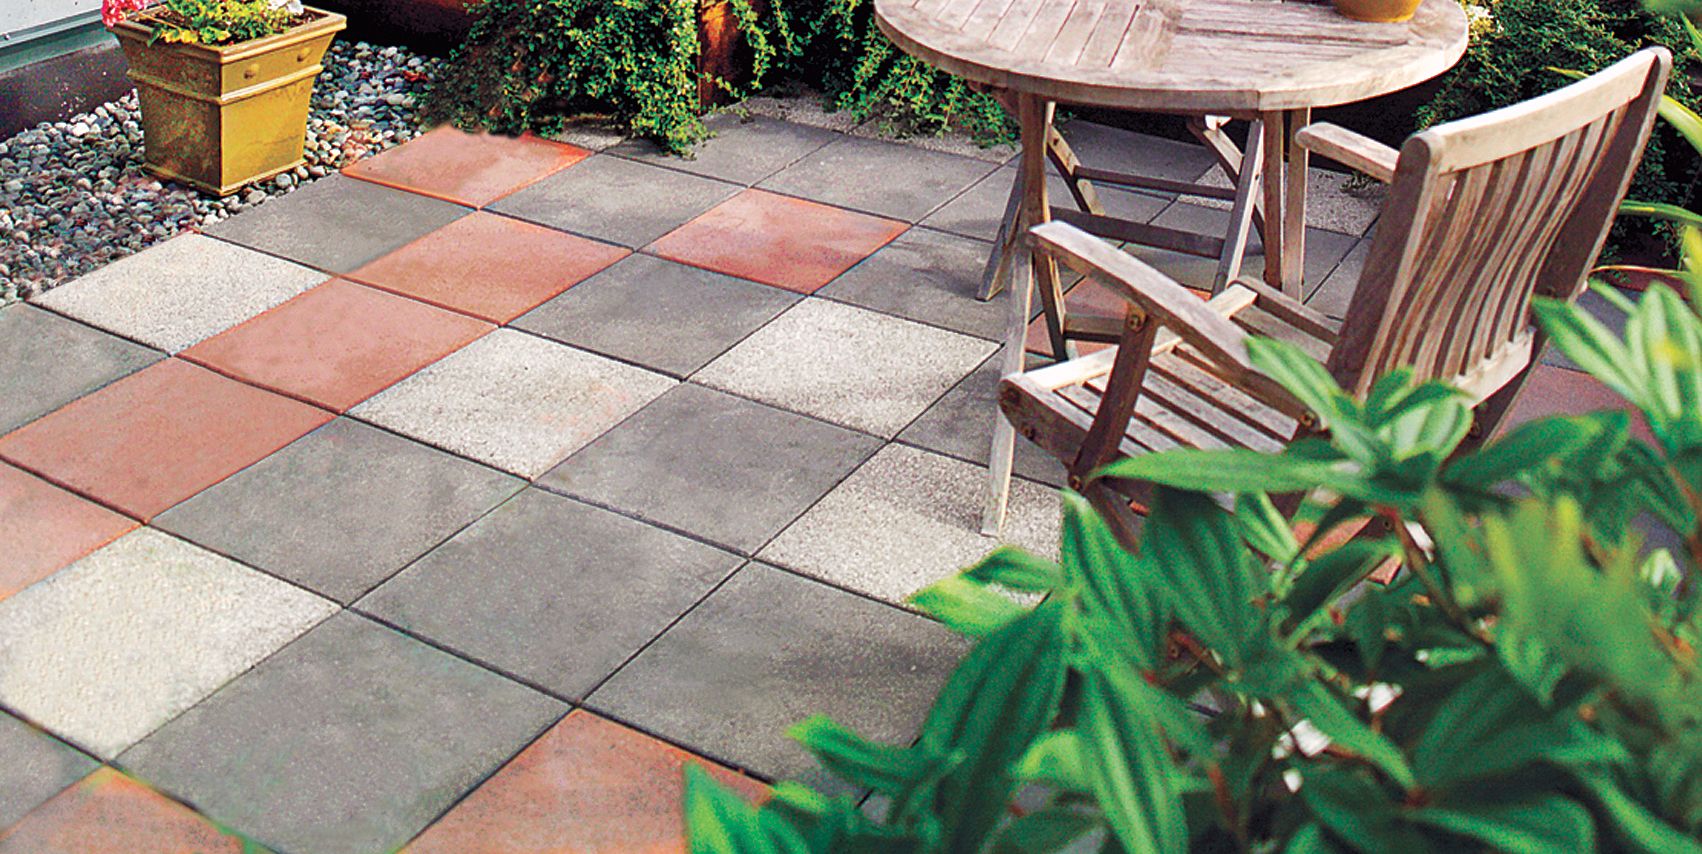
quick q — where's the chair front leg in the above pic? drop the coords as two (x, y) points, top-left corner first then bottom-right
(1069, 310), (1160, 486)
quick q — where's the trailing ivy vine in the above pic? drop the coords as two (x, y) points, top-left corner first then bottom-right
(423, 0), (1014, 154)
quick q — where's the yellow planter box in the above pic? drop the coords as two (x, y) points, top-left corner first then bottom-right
(112, 8), (347, 196)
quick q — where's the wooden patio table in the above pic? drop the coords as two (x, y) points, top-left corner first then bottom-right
(873, 0), (1467, 530)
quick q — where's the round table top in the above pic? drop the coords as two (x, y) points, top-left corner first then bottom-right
(875, 0), (1468, 114)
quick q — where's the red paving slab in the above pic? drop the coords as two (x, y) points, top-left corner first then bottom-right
(342, 126), (590, 208)
(648, 189), (907, 294)
(181, 279), (494, 412)
(403, 711), (765, 854)
(348, 212), (630, 323)
(0, 768), (249, 853)
(0, 462), (136, 602)
(1502, 362), (1652, 442)
(0, 359), (332, 520)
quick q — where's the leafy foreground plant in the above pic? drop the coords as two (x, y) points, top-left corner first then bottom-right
(685, 283), (1702, 852)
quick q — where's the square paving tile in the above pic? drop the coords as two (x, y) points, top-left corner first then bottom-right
(489, 155), (741, 248)
(540, 384), (882, 553)
(648, 189), (908, 293)
(0, 711), (97, 831)
(694, 299), (994, 437)
(402, 710), (765, 854)
(513, 254), (797, 377)
(0, 359), (333, 520)
(119, 612), (567, 854)
(30, 233), (326, 353)
(819, 227), (1006, 340)
(348, 211), (630, 323)
(361, 488), (741, 699)
(0, 527), (336, 758)
(352, 329), (675, 478)
(205, 173), (470, 273)
(342, 125), (589, 207)
(757, 135), (999, 221)
(0, 768), (250, 853)
(155, 418), (523, 603)
(587, 563), (969, 787)
(0, 462), (136, 603)
(609, 112), (840, 185)
(898, 355), (1067, 488)
(180, 279), (494, 412)
(761, 444), (1060, 605)
(1308, 236), (1368, 320)
(0, 305), (160, 434)
(1503, 362), (1651, 442)
(919, 166), (1170, 243)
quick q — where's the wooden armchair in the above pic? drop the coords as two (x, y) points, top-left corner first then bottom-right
(984, 48), (1672, 534)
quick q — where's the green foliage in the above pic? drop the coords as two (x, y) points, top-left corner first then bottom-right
(423, 0), (1013, 154)
(1419, 0), (1702, 251)
(146, 0), (298, 45)
(423, 0), (794, 153)
(683, 281), (1702, 851)
(784, 0), (1014, 142)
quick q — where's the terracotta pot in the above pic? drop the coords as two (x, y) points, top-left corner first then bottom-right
(111, 8), (347, 195)
(1332, 0), (1422, 23)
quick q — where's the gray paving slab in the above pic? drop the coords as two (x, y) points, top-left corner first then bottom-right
(694, 299), (995, 437)
(819, 228), (1006, 340)
(154, 418), (524, 603)
(586, 562), (969, 789)
(0, 710), (96, 830)
(360, 488), (741, 699)
(898, 354), (1067, 488)
(204, 174), (470, 274)
(489, 155), (742, 248)
(1308, 236), (1368, 321)
(760, 443), (1059, 605)
(31, 233), (326, 352)
(513, 254), (798, 377)
(119, 612), (565, 854)
(757, 135), (1000, 221)
(540, 384), (882, 554)
(350, 329), (676, 478)
(0, 305), (161, 434)
(0, 528), (336, 758)
(920, 165), (1170, 244)
(609, 113), (840, 185)
(1141, 201), (1358, 292)
(1057, 120), (1218, 185)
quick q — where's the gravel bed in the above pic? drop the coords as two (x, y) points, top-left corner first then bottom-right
(1, 40), (441, 303)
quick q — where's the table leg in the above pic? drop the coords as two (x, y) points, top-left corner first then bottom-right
(1259, 110), (1287, 291)
(983, 92), (1058, 536)
(976, 167), (1025, 301)
(1214, 118), (1264, 293)
(1283, 107), (1311, 298)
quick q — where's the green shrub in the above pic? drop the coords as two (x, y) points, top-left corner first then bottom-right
(1420, 0), (1702, 251)
(684, 279), (1702, 851)
(422, 0), (795, 153)
(422, 0), (1013, 153)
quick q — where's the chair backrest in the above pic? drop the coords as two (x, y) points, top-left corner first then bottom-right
(1326, 48), (1672, 402)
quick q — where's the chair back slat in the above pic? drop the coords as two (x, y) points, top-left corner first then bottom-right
(1327, 48), (1671, 400)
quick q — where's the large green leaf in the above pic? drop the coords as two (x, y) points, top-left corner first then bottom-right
(1290, 681), (1416, 789)
(992, 807), (1102, 853)
(909, 575), (1027, 638)
(1581, 772), (1702, 854)
(788, 716), (956, 797)
(918, 596), (1070, 851)
(1141, 487), (1265, 663)
(1443, 416), (1609, 487)
(1298, 766), (1427, 851)
(1409, 794), (1595, 854)
(1532, 297), (1642, 402)
(1078, 664), (1187, 853)
(1059, 491), (1167, 668)
(962, 545), (1066, 593)
(687, 764), (807, 854)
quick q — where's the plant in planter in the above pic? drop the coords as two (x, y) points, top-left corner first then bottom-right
(683, 279), (1702, 851)
(105, 0), (347, 195)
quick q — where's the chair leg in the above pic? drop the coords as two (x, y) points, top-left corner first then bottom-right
(978, 168), (1026, 302)
(1214, 119), (1264, 294)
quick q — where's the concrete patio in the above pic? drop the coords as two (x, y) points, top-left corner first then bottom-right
(0, 111), (1634, 853)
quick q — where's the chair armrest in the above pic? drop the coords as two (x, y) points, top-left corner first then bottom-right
(1030, 220), (1257, 377)
(1293, 123), (1398, 184)
(1030, 221), (1309, 420)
